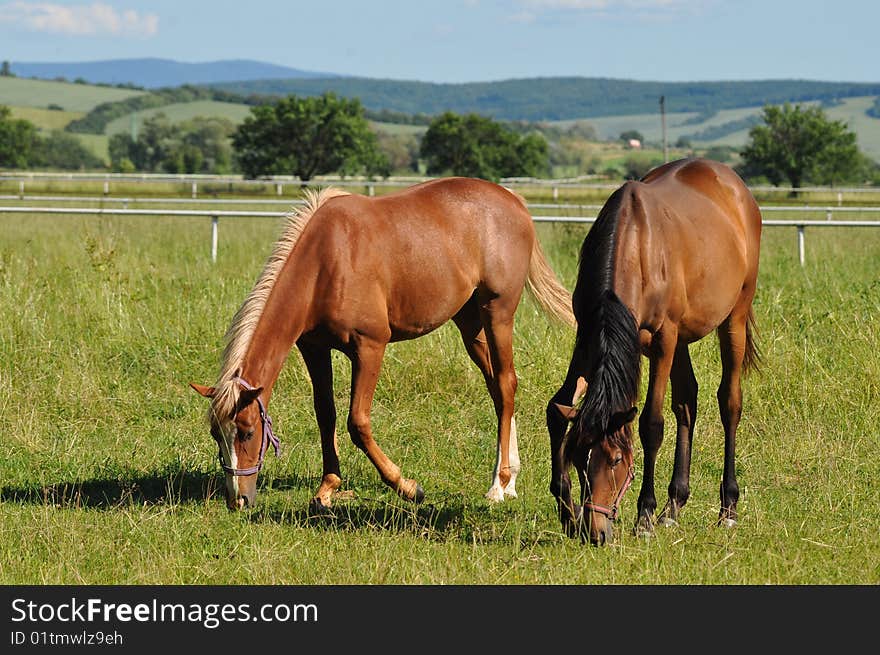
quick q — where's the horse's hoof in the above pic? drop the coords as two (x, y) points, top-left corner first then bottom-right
(718, 517), (737, 528)
(308, 498), (334, 517)
(412, 484), (425, 504)
(485, 486), (505, 503)
(658, 517), (679, 528)
(503, 485), (518, 499)
(633, 516), (655, 538)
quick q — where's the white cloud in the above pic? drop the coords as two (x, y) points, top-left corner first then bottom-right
(0, 2), (158, 37)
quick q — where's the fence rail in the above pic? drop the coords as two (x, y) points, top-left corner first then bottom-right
(2, 172), (878, 203)
(3, 194), (880, 220)
(4, 205), (879, 266)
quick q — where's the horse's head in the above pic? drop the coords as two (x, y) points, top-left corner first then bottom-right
(190, 378), (279, 510)
(559, 404), (637, 545)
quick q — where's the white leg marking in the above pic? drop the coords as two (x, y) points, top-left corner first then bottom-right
(504, 416), (520, 498)
(486, 415), (520, 502)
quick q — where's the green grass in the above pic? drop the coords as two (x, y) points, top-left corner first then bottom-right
(103, 100), (254, 135)
(7, 105), (84, 131)
(0, 76), (146, 113)
(0, 201), (878, 584)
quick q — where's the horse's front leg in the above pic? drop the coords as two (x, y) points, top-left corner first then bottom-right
(657, 344), (698, 527)
(547, 364), (588, 538)
(347, 337), (424, 503)
(298, 342), (343, 514)
(635, 328), (677, 537)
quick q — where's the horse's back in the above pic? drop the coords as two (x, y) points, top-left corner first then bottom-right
(614, 158), (762, 342)
(295, 177), (537, 342)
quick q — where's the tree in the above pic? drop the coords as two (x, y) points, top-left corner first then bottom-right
(739, 103), (864, 190)
(419, 112), (548, 181)
(0, 105), (37, 168)
(31, 130), (104, 170)
(231, 93), (388, 180)
(0, 61), (13, 77)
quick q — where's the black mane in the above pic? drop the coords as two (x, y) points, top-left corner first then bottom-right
(564, 185), (642, 464)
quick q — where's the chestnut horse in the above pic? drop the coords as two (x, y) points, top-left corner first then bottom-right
(191, 177), (575, 511)
(546, 158), (762, 545)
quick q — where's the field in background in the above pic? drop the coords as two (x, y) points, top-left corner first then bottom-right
(0, 76), (145, 113)
(1, 190), (878, 584)
(3, 76), (880, 169)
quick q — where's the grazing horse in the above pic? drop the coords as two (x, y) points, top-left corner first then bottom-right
(546, 158), (762, 545)
(191, 177), (575, 511)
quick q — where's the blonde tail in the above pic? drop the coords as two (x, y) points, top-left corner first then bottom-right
(526, 237), (576, 328)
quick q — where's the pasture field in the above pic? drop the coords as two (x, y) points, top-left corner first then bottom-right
(0, 200), (878, 585)
(0, 76), (146, 113)
(103, 100), (254, 136)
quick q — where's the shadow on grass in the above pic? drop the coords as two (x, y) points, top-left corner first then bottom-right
(0, 465), (313, 510)
(0, 468), (538, 545)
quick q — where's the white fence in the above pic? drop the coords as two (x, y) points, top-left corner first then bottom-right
(3, 205), (879, 266)
(2, 172), (879, 204)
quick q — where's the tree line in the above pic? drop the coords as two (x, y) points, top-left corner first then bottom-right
(1, 93), (878, 188)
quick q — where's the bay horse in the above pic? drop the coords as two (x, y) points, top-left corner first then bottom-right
(191, 177), (575, 511)
(546, 158), (762, 545)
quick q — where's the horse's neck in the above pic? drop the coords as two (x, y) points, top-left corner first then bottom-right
(238, 284), (310, 405)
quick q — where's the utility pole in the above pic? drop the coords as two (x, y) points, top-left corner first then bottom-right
(660, 95), (668, 163)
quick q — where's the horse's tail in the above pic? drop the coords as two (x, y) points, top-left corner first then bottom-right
(526, 237), (576, 328)
(742, 305), (761, 376)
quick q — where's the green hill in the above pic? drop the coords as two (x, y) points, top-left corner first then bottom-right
(210, 76), (880, 122)
(0, 76), (146, 113)
(4, 74), (880, 167)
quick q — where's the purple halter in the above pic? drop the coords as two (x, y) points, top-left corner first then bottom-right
(218, 377), (280, 477)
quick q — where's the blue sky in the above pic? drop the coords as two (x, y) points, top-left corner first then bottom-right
(0, 0), (877, 83)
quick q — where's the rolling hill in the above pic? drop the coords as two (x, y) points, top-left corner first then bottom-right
(3, 71), (880, 166)
(210, 76), (880, 122)
(9, 58), (340, 89)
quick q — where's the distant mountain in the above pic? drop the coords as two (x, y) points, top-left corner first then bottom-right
(210, 76), (880, 122)
(9, 58), (340, 89)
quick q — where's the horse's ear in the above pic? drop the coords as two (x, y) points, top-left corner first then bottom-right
(190, 383), (215, 398)
(609, 406), (638, 431)
(553, 403), (580, 422)
(237, 386), (264, 410)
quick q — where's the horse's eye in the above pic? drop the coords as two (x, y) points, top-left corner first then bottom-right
(238, 429), (254, 441)
(611, 455), (623, 467)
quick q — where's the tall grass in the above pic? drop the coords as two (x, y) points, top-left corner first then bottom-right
(1, 206), (878, 584)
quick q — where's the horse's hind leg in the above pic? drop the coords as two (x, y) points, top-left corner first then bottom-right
(453, 298), (520, 502)
(347, 337), (424, 503)
(716, 313), (747, 527)
(297, 342), (342, 513)
(658, 344), (698, 527)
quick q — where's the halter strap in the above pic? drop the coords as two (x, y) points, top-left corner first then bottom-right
(217, 377), (281, 476)
(581, 440), (635, 521)
(583, 466), (634, 521)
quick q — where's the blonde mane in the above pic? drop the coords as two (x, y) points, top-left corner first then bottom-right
(210, 186), (350, 420)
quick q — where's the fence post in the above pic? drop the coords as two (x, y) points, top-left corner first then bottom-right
(192, 182), (198, 199)
(103, 180), (109, 195)
(368, 184), (375, 197)
(837, 191), (843, 207)
(826, 209), (832, 221)
(211, 216), (219, 263)
(277, 183), (283, 196)
(19, 180), (24, 198)
(797, 225), (805, 266)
